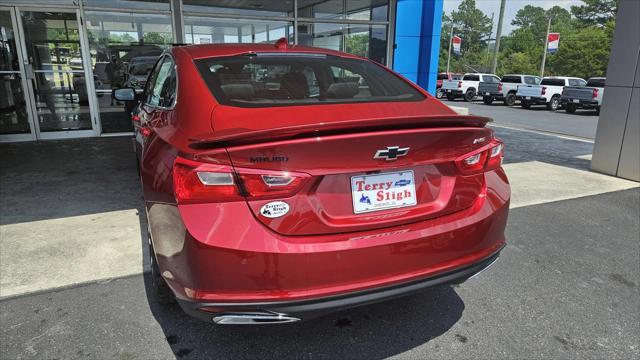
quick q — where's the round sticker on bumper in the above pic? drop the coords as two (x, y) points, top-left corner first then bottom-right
(260, 201), (290, 218)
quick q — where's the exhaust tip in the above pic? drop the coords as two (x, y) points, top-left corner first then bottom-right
(212, 311), (301, 325)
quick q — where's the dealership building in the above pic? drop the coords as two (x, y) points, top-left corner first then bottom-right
(0, 0), (637, 181)
(0, 0), (441, 141)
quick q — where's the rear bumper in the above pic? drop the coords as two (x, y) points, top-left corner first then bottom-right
(516, 95), (546, 104)
(149, 169), (510, 321)
(481, 91), (504, 99)
(560, 98), (600, 107)
(177, 249), (503, 322)
(444, 89), (463, 96)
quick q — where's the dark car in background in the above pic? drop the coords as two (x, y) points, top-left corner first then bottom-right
(560, 77), (605, 115)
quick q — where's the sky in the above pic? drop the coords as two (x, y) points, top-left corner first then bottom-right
(442, 0), (584, 34)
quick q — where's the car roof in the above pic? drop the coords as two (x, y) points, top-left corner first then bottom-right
(503, 74), (538, 77)
(463, 73), (497, 76)
(173, 43), (364, 61)
(542, 76), (584, 80)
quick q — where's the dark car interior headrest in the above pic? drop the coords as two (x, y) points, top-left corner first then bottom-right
(326, 82), (359, 99)
(221, 84), (255, 100)
(280, 71), (309, 99)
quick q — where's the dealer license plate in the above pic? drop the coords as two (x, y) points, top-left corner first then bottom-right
(351, 171), (417, 214)
(526, 96), (531, 100)
(573, 99), (580, 103)
(485, 92), (490, 96)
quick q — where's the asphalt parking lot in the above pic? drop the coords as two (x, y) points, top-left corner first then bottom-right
(447, 99), (600, 140)
(1, 107), (638, 359)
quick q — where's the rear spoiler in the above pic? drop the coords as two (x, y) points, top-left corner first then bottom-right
(189, 114), (492, 149)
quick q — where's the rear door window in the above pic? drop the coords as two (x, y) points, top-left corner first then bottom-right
(482, 75), (500, 83)
(541, 78), (566, 86)
(586, 78), (605, 87)
(501, 76), (521, 83)
(146, 56), (177, 108)
(524, 76), (540, 85)
(568, 79), (582, 87)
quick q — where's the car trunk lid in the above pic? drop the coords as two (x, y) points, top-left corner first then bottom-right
(203, 104), (493, 236)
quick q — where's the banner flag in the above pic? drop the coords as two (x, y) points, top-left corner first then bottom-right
(547, 33), (560, 53)
(452, 36), (462, 55)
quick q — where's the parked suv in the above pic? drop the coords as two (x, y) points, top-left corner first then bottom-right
(560, 77), (605, 115)
(478, 74), (541, 106)
(442, 73), (501, 102)
(516, 76), (587, 110)
(115, 41), (509, 324)
(436, 72), (462, 99)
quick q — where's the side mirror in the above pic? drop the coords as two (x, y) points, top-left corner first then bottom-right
(114, 88), (136, 101)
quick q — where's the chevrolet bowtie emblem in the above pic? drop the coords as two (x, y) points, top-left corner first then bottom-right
(374, 146), (410, 161)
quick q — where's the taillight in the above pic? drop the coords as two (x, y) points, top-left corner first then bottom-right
(542, 86), (547, 95)
(237, 169), (309, 199)
(172, 157), (310, 204)
(455, 138), (504, 176)
(498, 82), (503, 92)
(592, 88), (599, 99)
(131, 114), (140, 122)
(458, 81), (463, 89)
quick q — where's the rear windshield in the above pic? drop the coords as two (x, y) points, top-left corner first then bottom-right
(587, 78), (605, 87)
(541, 78), (565, 86)
(437, 73), (449, 80)
(462, 74), (480, 81)
(501, 76), (522, 83)
(195, 54), (425, 107)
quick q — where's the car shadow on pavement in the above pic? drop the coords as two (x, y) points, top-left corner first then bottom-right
(142, 276), (464, 359)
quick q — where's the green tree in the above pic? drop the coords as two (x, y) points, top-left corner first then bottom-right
(142, 32), (172, 45)
(571, 0), (619, 27)
(450, 0), (492, 55)
(437, 0), (492, 72)
(345, 34), (368, 58)
(548, 24), (614, 78)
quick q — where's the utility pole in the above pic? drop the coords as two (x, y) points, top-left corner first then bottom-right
(491, 0), (506, 74)
(486, 12), (494, 72)
(446, 23), (454, 73)
(540, 16), (552, 78)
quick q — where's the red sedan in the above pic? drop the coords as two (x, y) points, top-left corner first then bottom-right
(116, 39), (509, 324)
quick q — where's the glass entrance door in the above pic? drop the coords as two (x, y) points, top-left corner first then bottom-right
(17, 8), (95, 139)
(0, 8), (35, 142)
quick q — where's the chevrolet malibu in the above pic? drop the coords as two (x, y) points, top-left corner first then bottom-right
(115, 39), (510, 325)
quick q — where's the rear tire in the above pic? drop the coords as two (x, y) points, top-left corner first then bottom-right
(521, 101), (531, 109)
(482, 96), (493, 105)
(504, 93), (516, 106)
(446, 93), (455, 101)
(547, 96), (560, 111)
(149, 236), (175, 305)
(595, 107), (600, 116)
(464, 89), (476, 102)
(565, 104), (577, 114)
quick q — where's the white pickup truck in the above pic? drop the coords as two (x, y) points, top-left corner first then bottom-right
(441, 73), (500, 102)
(516, 76), (587, 110)
(478, 74), (541, 106)
(560, 77), (605, 115)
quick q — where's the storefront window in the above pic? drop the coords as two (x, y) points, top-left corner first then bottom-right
(298, 23), (387, 64)
(298, 0), (389, 21)
(185, 17), (292, 45)
(84, 11), (172, 133)
(84, 0), (170, 12)
(182, 1), (293, 17)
